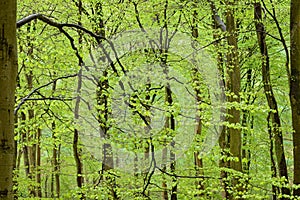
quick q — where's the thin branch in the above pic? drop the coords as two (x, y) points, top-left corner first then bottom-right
(156, 166), (216, 179)
(14, 74), (77, 114)
(17, 13), (125, 76)
(17, 14), (104, 40)
(261, 0), (291, 85)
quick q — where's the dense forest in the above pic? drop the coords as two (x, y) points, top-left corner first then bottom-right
(1, 0), (300, 199)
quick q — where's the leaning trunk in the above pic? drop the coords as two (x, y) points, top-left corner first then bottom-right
(254, 2), (290, 198)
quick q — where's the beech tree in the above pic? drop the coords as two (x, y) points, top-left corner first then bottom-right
(0, 0), (17, 199)
(1, 0), (300, 199)
(290, 0), (300, 196)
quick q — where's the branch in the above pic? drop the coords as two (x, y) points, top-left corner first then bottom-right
(156, 166), (216, 179)
(14, 74), (77, 115)
(261, 0), (291, 86)
(26, 97), (74, 101)
(207, 0), (226, 32)
(17, 14), (104, 40)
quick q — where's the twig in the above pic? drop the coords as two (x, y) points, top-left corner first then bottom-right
(14, 74), (77, 114)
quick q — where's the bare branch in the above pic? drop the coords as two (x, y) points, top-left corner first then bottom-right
(14, 74), (77, 115)
(17, 13), (104, 40)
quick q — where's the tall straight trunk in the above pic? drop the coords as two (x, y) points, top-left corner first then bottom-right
(161, 146), (168, 200)
(225, 0), (243, 197)
(36, 128), (42, 197)
(161, 0), (177, 198)
(52, 78), (60, 197)
(21, 112), (30, 178)
(191, 1), (205, 194)
(92, 2), (118, 199)
(161, 55), (177, 199)
(161, 83), (177, 200)
(209, 1), (230, 197)
(27, 72), (36, 198)
(23, 22), (37, 197)
(97, 70), (114, 173)
(74, 69), (84, 196)
(144, 83), (151, 166)
(97, 75), (117, 199)
(267, 114), (279, 199)
(241, 69), (252, 174)
(165, 85), (177, 200)
(254, 3), (290, 198)
(0, 0), (17, 199)
(290, 0), (300, 197)
(51, 120), (60, 198)
(73, 1), (85, 196)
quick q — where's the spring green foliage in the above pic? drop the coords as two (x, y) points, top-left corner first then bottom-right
(14, 0), (298, 199)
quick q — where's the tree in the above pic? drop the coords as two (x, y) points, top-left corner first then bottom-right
(8, 0), (300, 199)
(0, 0), (17, 199)
(254, 2), (290, 198)
(290, 0), (300, 196)
(225, 0), (243, 197)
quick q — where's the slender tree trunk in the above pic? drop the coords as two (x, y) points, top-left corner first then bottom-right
(51, 120), (60, 198)
(74, 51), (84, 199)
(21, 112), (30, 180)
(27, 75), (36, 198)
(162, 146), (168, 200)
(51, 78), (60, 197)
(290, 0), (300, 197)
(241, 69), (252, 175)
(21, 22), (37, 197)
(0, 0), (17, 199)
(209, 2), (230, 198)
(165, 85), (177, 200)
(36, 128), (42, 197)
(161, 0), (177, 198)
(44, 174), (48, 197)
(74, 97), (84, 196)
(254, 3), (290, 198)
(91, 2), (118, 199)
(161, 53), (177, 200)
(267, 114), (279, 199)
(191, 1), (205, 195)
(73, 1), (85, 198)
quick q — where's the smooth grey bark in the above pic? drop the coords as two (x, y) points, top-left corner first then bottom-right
(0, 0), (17, 199)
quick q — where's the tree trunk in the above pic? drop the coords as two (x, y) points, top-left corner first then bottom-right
(51, 120), (60, 198)
(36, 128), (42, 197)
(209, 1), (230, 198)
(73, 1), (85, 198)
(225, 1), (243, 197)
(191, 1), (205, 195)
(254, 3), (290, 198)
(165, 85), (177, 200)
(161, 146), (168, 200)
(0, 0), (17, 199)
(26, 70), (36, 198)
(290, 0), (300, 197)
(74, 59), (84, 199)
(91, 2), (118, 199)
